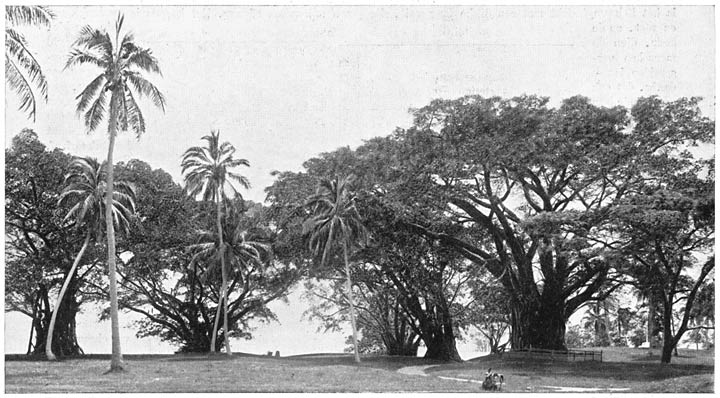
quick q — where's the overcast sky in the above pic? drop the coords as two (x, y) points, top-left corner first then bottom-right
(4, 5), (715, 356)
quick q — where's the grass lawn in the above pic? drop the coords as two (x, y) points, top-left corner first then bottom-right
(5, 347), (714, 393)
(429, 347), (714, 393)
(5, 353), (471, 393)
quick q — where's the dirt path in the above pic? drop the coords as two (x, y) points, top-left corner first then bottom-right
(396, 365), (483, 385)
(395, 365), (438, 377)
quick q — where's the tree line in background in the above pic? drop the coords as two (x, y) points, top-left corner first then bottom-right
(4, 7), (714, 369)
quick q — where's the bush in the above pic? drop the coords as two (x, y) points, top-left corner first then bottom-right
(628, 328), (646, 348)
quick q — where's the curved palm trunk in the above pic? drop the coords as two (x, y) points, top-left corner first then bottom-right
(343, 242), (360, 363)
(106, 128), (124, 372)
(46, 233), (91, 361)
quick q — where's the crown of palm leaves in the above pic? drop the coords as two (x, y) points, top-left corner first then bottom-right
(181, 130), (251, 203)
(65, 13), (165, 136)
(58, 156), (137, 239)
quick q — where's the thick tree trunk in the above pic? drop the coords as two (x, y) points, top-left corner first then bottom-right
(47, 233), (91, 360)
(422, 323), (462, 361)
(343, 243), (361, 363)
(27, 285), (82, 357)
(106, 129), (124, 372)
(660, 298), (676, 364)
(510, 299), (567, 350)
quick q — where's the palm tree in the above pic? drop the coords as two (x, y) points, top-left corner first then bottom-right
(5, 5), (54, 121)
(188, 202), (271, 348)
(181, 131), (250, 355)
(46, 157), (136, 361)
(303, 175), (368, 363)
(65, 13), (165, 371)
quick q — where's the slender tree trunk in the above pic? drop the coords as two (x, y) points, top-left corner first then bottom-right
(216, 190), (232, 355)
(210, 295), (222, 353)
(648, 296), (657, 350)
(106, 129), (124, 372)
(343, 242), (360, 363)
(46, 233), (91, 360)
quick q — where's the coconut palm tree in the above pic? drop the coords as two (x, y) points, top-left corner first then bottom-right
(5, 5), (54, 121)
(188, 202), (271, 347)
(65, 13), (165, 371)
(46, 157), (136, 361)
(303, 175), (368, 363)
(181, 131), (250, 355)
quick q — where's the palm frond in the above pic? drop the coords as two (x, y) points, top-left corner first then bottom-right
(64, 48), (107, 70)
(126, 72), (166, 111)
(72, 25), (113, 57)
(5, 29), (48, 120)
(74, 74), (106, 113)
(5, 53), (38, 120)
(124, 87), (146, 138)
(5, 6), (54, 27)
(83, 89), (107, 131)
(125, 46), (161, 75)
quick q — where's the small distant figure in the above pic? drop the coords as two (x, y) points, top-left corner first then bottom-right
(267, 351), (273, 357)
(275, 350), (280, 358)
(482, 368), (504, 391)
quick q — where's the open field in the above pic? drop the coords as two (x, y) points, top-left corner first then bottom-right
(5, 347), (713, 393)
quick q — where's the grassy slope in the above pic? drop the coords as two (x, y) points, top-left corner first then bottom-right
(5, 348), (714, 393)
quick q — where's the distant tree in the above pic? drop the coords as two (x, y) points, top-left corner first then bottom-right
(304, 175), (368, 363)
(46, 157), (135, 360)
(465, 271), (511, 354)
(181, 130), (250, 355)
(305, 277), (421, 357)
(565, 324), (592, 348)
(581, 300), (613, 347)
(5, 6), (53, 120)
(66, 13), (165, 371)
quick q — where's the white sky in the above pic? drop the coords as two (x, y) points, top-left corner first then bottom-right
(3, 5), (715, 357)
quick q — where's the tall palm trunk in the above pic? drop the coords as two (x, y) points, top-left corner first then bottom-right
(343, 242), (360, 363)
(46, 233), (91, 360)
(210, 292), (222, 352)
(106, 128), (124, 371)
(214, 188), (232, 355)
